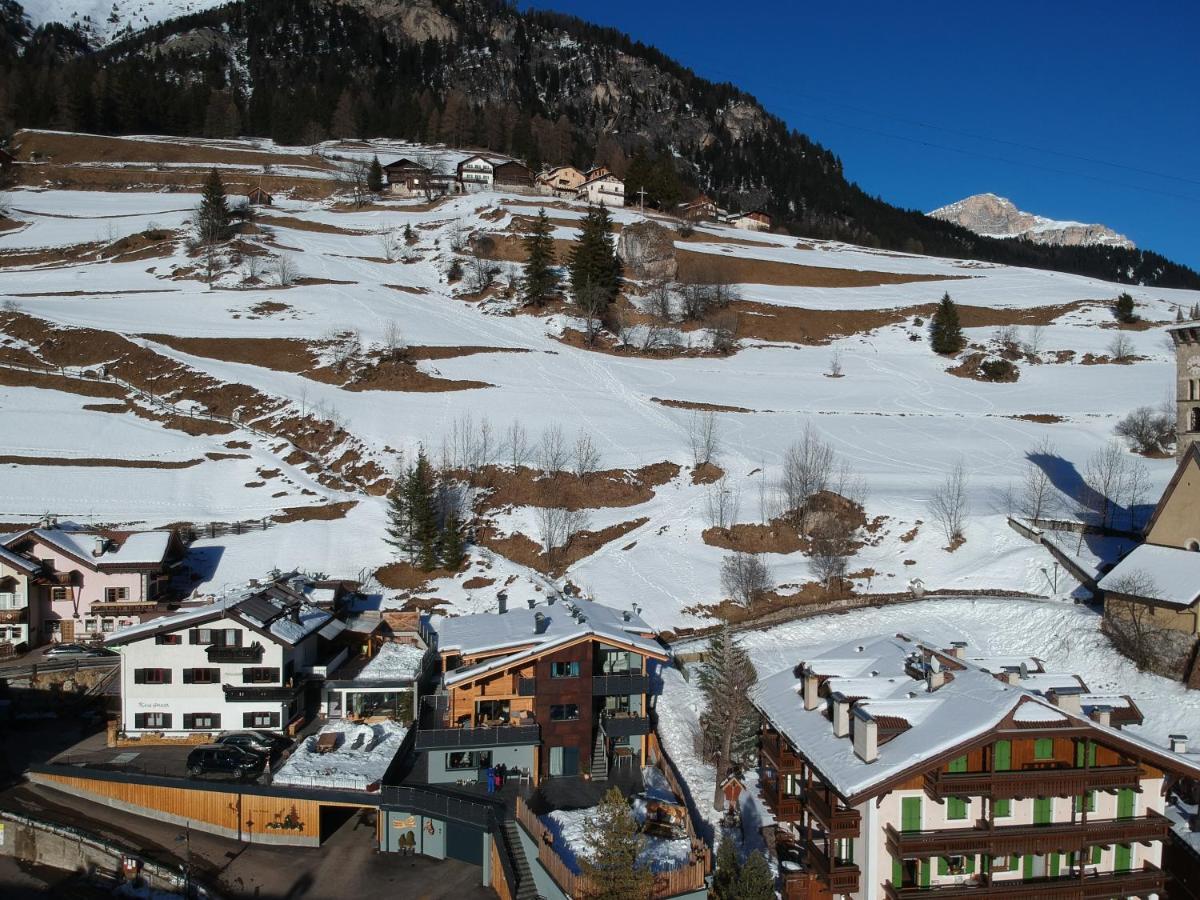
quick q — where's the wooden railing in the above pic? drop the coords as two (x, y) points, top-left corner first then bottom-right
(883, 862), (1164, 899)
(806, 787), (861, 837)
(924, 764), (1143, 800)
(805, 838), (860, 894)
(761, 728), (803, 769)
(885, 810), (1170, 858)
(515, 796), (710, 899)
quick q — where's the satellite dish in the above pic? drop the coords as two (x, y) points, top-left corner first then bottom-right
(930, 657), (942, 674)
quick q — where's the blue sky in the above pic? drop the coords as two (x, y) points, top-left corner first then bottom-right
(521, 1), (1199, 269)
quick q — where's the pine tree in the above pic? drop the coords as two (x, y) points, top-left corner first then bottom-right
(568, 204), (622, 308)
(1114, 292), (1137, 324)
(404, 449), (439, 570)
(735, 851), (775, 900)
(196, 167), (231, 245)
(580, 787), (654, 900)
(367, 154), (384, 194)
(439, 509), (465, 570)
(712, 833), (741, 900)
(383, 470), (411, 557)
(698, 626), (759, 809)
(929, 292), (965, 355)
(522, 208), (558, 306)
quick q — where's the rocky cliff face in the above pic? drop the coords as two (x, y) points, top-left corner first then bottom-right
(928, 193), (1134, 250)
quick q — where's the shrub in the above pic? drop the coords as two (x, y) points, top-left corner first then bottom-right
(1115, 406), (1174, 455)
(978, 358), (1019, 382)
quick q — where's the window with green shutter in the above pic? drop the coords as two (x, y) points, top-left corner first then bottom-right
(892, 857), (904, 886)
(1049, 852), (1060, 877)
(1117, 788), (1135, 819)
(1073, 791), (1095, 814)
(938, 856), (948, 876)
(993, 739), (1011, 771)
(1023, 854), (1033, 878)
(920, 860), (931, 888)
(947, 754), (968, 772)
(993, 798), (1011, 817)
(1114, 843), (1131, 872)
(947, 796), (968, 820)
(963, 855), (975, 875)
(1033, 797), (1053, 825)
(1074, 740), (1098, 767)
(901, 796), (922, 833)
(1091, 845), (1102, 865)
(1034, 738), (1054, 759)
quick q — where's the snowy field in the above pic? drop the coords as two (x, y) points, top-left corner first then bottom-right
(656, 595), (1200, 840)
(0, 134), (1195, 630)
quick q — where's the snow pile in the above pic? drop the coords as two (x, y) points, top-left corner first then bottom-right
(543, 804), (692, 874)
(272, 720), (406, 791)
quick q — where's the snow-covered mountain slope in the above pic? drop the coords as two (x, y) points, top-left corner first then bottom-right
(0, 133), (1193, 634)
(19, 0), (226, 45)
(929, 192), (1135, 250)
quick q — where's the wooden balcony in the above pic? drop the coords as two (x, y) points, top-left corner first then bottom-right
(0, 607), (28, 624)
(91, 600), (169, 617)
(924, 764), (1143, 800)
(592, 673), (648, 695)
(807, 787), (862, 838)
(207, 642), (264, 663)
(805, 839), (860, 895)
(761, 729), (803, 770)
(883, 862), (1164, 899)
(760, 784), (803, 820)
(602, 712), (650, 738)
(886, 811), (1169, 858)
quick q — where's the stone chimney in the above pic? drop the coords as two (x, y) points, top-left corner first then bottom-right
(1091, 706), (1112, 727)
(527, 596), (536, 610)
(1005, 669), (1021, 685)
(92, 535), (106, 558)
(1170, 734), (1189, 754)
(497, 592), (507, 615)
(1049, 687), (1083, 715)
(802, 668), (820, 711)
(534, 611), (548, 635)
(830, 692), (851, 738)
(852, 708), (878, 763)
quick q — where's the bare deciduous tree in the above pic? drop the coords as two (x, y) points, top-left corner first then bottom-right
(1102, 571), (1189, 675)
(538, 424), (569, 474)
(382, 320), (408, 362)
(378, 228), (401, 262)
(930, 459), (969, 544)
(1015, 457), (1058, 522)
(808, 516), (856, 593)
(572, 281), (608, 345)
(646, 278), (674, 322)
(329, 329), (361, 373)
(503, 421), (530, 469)
(447, 222), (468, 253)
(779, 424), (835, 530)
(240, 253), (263, 283)
(573, 430), (601, 477)
(536, 502), (589, 569)
(708, 309), (739, 354)
(1108, 332), (1135, 362)
(688, 411), (720, 469)
(827, 351), (843, 378)
(273, 253), (298, 287)
(720, 552), (772, 608)
(1115, 406), (1174, 455)
(1082, 441), (1130, 529)
(1022, 325), (1045, 357)
(704, 476), (741, 533)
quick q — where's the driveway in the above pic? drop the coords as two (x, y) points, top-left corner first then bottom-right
(0, 784), (496, 899)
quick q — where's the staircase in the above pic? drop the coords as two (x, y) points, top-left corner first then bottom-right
(590, 726), (609, 781)
(502, 820), (540, 900)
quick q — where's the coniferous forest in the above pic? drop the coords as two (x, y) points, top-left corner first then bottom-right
(0, 0), (1195, 288)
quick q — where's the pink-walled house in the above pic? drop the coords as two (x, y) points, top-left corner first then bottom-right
(0, 526), (184, 647)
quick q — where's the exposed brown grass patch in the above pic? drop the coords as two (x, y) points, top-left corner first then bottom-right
(477, 518), (648, 575)
(1008, 413), (1066, 424)
(471, 462), (680, 512)
(691, 462), (725, 485)
(651, 397), (753, 413)
(461, 576), (496, 590)
(0, 366), (127, 398)
(82, 402), (130, 413)
(375, 562), (455, 591)
(0, 454), (202, 469)
(386, 284), (430, 295)
(675, 248), (968, 288)
(271, 500), (358, 524)
(702, 519), (807, 555)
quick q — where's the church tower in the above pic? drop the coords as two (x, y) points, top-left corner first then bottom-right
(1170, 320), (1200, 460)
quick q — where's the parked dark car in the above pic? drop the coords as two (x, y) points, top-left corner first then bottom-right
(215, 732), (275, 759)
(247, 730), (292, 753)
(186, 745), (265, 780)
(45, 643), (114, 658)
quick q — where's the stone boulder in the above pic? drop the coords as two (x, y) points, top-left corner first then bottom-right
(617, 220), (677, 282)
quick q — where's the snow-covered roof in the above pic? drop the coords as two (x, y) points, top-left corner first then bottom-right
(431, 597), (666, 686)
(357, 642), (426, 681)
(3, 528), (173, 569)
(0, 545), (40, 573)
(107, 579), (331, 647)
(1098, 543), (1200, 607)
(747, 631), (1194, 802)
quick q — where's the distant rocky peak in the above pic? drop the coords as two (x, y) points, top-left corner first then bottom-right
(928, 193), (1134, 250)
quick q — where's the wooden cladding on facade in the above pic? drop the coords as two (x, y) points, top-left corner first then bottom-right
(534, 641), (595, 778)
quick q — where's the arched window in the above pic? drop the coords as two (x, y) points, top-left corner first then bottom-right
(1188, 540), (1200, 552)
(1191, 408), (1200, 433)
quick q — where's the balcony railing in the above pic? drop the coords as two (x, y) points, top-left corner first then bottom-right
(0, 607), (28, 624)
(805, 839), (860, 894)
(593, 673), (648, 695)
(601, 713), (650, 738)
(91, 601), (168, 617)
(222, 681), (302, 702)
(207, 643), (264, 663)
(807, 788), (862, 838)
(885, 811), (1169, 858)
(414, 724), (540, 749)
(924, 764), (1143, 800)
(883, 862), (1164, 899)
(761, 729), (803, 770)
(760, 787), (803, 821)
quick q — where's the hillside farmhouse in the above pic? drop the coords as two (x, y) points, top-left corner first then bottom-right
(383, 157), (432, 197)
(577, 171), (625, 207)
(728, 210), (772, 231)
(536, 165), (587, 198)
